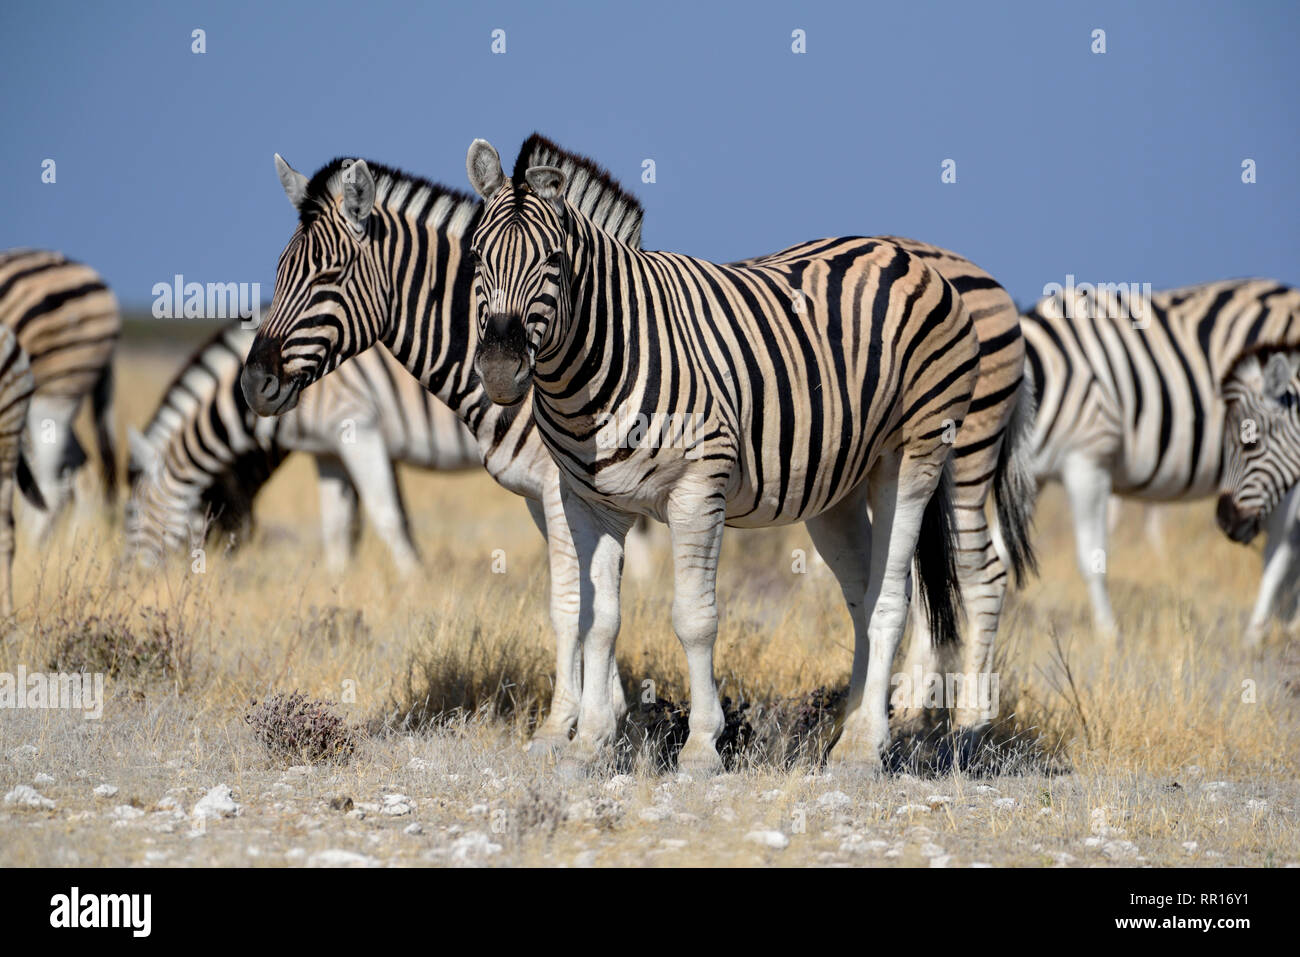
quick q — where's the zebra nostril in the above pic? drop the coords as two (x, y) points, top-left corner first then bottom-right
(258, 372), (278, 397)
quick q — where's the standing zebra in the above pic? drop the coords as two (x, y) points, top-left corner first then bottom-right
(1021, 279), (1300, 638)
(1215, 347), (1300, 641)
(0, 250), (120, 538)
(239, 138), (648, 749)
(127, 323), (482, 573)
(465, 140), (988, 771)
(0, 327), (43, 617)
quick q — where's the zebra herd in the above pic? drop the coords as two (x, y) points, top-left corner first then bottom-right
(4, 133), (1300, 770)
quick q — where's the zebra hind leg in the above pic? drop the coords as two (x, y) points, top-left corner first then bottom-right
(831, 450), (952, 774)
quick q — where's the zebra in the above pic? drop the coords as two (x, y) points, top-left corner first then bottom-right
(239, 137), (650, 752)
(1216, 347), (1300, 642)
(126, 322), (483, 573)
(1020, 278), (1300, 638)
(0, 249), (119, 539)
(464, 139), (1007, 772)
(0, 327), (44, 617)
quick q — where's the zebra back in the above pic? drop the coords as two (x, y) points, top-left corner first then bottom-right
(0, 249), (121, 399)
(1022, 278), (1300, 496)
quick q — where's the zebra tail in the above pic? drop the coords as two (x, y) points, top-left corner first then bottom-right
(91, 361), (118, 503)
(992, 371), (1040, 587)
(914, 461), (964, 648)
(17, 452), (47, 510)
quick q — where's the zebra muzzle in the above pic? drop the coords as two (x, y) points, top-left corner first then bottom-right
(1216, 493), (1260, 544)
(475, 313), (533, 406)
(241, 355), (302, 416)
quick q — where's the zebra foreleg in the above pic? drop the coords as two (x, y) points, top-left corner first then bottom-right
(314, 456), (359, 575)
(1062, 454), (1119, 637)
(664, 482), (728, 774)
(558, 483), (633, 771)
(1245, 484), (1300, 646)
(335, 430), (420, 576)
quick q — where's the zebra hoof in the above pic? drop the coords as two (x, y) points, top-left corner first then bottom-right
(676, 739), (723, 776)
(524, 732), (570, 760)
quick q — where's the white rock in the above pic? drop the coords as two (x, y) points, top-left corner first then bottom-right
(1102, 840), (1139, 859)
(930, 855), (952, 868)
(895, 804), (931, 816)
(839, 835), (889, 855)
(1181, 841), (1199, 854)
(466, 803), (488, 817)
(1050, 851), (1076, 866)
(926, 794), (952, 808)
(191, 785), (241, 821)
(406, 757), (432, 772)
(3, 785), (53, 809)
(660, 838), (688, 850)
(404, 822), (423, 835)
(605, 774), (635, 796)
(574, 850), (597, 867)
(639, 805), (672, 823)
(973, 784), (999, 793)
(306, 849), (379, 868)
(992, 797), (1018, 810)
(817, 791), (852, 809)
(745, 830), (790, 850)
(451, 831), (502, 862)
(112, 805), (145, 821)
(33, 773), (54, 786)
(1246, 799), (1268, 811)
(93, 784), (119, 798)
(381, 794), (413, 816)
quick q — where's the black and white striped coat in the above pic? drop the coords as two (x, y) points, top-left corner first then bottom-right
(239, 138), (652, 750)
(0, 327), (41, 616)
(466, 139), (991, 770)
(127, 324), (480, 573)
(0, 249), (119, 538)
(1021, 279), (1300, 637)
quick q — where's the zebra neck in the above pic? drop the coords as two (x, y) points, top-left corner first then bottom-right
(534, 227), (647, 424)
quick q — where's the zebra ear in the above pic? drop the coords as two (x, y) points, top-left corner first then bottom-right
(274, 153), (309, 210)
(339, 159), (375, 231)
(467, 140), (505, 199)
(1263, 352), (1297, 402)
(127, 426), (157, 472)
(525, 166), (566, 205)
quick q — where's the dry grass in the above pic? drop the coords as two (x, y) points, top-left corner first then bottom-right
(0, 343), (1296, 867)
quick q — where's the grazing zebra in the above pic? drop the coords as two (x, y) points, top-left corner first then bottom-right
(0, 328), (43, 617)
(1021, 278), (1300, 637)
(1216, 347), (1300, 641)
(0, 250), (120, 538)
(465, 139), (991, 771)
(239, 137), (649, 750)
(126, 323), (482, 572)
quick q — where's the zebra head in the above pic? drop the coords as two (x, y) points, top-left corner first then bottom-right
(242, 154), (389, 416)
(466, 139), (573, 406)
(1217, 349), (1300, 543)
(124, 427), (210, 567)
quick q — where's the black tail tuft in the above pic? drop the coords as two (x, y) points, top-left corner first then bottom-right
(914, 463), (964, 647)
(992, 373), (1039, 587)
(91, 362), (118, 503)
(17, 453), (46, 510)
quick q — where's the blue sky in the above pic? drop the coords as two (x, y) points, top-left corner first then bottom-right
(2, 0), (1296, 311)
